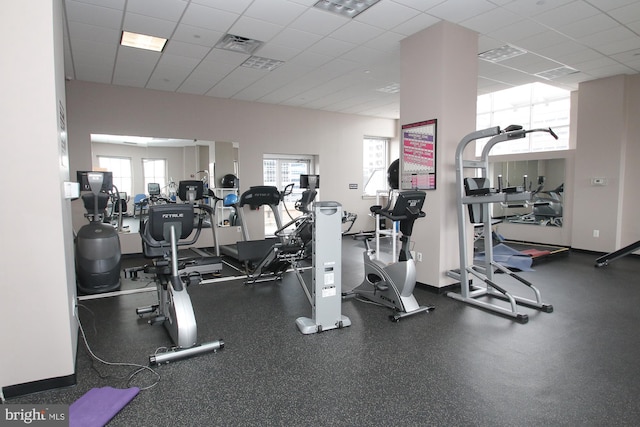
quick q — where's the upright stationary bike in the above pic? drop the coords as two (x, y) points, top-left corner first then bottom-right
(349, 191), (434, 321)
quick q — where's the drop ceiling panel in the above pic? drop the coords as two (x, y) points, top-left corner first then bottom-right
(126, 0), (187, 22)
(392, 0), (447, 12)
(288, 8), (349, 36)
(71, 38), (118, 62)
(123, 13), (177, 39)
(391, 12), (440, 37)
(557, 49), (606, 68)
(586, 0), (639, 11)
(535, 41), (592, 61)
(74, 62), (114, 84)
(588, 63), (637, 78)
(560, 14), (620, 39)
(112, 47), (160, 87)
(501, 0), (575, 18)
(461, 7), (523, 34)
(498, 53), (563, 75)
(330, 20), (386, 45)
(243, 0), (306, 26)
(304, 58), (362, 82)
(578, 26), (638, 48)
(172, 24), (224, 48)
(534, 1), (600, 30)
(207, 67), (266, 98)
(288, 50), (333, 68)
(354, 1), (421, 30)
(227, 16), (284, 43)
(71, 0), (125, 9)
(68, 21), (121, 44)
(177, 61), (233, 95)
(204, 49), (249, 67)
(597, 37), (640, 56)
(364, 31), (405, 52)
(268, 28), (323, 50)
(307, 37), (357, 57)
(343, 46), (389, 66)
(190, 0), (253, 14)
(609, 2), (640, 24)
(238, 63), (316, 98)
(180, 3), (239, 31)
(258, 77), (327, 104)
(256, 43), (300, 61)
(517, 30), (569, 53)
(571, 56), (620, 72)
(65, 0), (123, 28)
(163, 40), (211, 60)
(487, 20), (548, 44)
(426, 0), (496, 24)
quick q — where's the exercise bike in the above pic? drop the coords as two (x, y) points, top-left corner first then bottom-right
(136, 202), (224, 365)
(348, 190), (434, 321)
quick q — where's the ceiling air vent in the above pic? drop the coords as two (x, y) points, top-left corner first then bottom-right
(215, 34), (263, 55)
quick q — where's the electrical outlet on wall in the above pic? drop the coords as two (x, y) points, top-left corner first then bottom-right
(593, 229), (600, 238)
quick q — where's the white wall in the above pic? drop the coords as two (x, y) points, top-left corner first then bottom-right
(572, 74), (640, 252)
(1, 0), (77, 392)
(66, 80), (398, 252)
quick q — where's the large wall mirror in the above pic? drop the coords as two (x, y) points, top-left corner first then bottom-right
(91, 134), (238, 204)
(490, 158), (565, 227)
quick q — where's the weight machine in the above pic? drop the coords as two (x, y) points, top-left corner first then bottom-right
(447, 125), (557, 323)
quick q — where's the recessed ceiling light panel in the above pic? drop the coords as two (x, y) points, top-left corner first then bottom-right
(535, 66), (579, 80)
(376, 83), (400, 94)
(313, 0), (381, 18)
(241, 56), (285, 71)
(121, 31), (167, 52)
(478, 45), (527, 63)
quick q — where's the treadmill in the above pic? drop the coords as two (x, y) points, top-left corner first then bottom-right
(176, 180), (223, 275)
(219, 186), (284, 266)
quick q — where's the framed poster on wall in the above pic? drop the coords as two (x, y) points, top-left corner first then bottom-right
(401, 119), (437, 190)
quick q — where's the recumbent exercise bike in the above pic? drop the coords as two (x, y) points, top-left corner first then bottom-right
(136, 201), (224, 365)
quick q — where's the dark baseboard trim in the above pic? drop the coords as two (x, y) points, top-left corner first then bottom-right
(416, 281), (461, 294)
(3, 374), (76, 400)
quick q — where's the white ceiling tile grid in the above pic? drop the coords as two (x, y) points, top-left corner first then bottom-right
(62, 0), (640, 119)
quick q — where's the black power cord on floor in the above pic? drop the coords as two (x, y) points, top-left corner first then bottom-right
(76, 304), (160, 391)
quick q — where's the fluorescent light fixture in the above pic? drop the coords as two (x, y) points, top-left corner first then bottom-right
(376, 83), (400, 94)
(216, 34), (263, 55)
(121, 31), (167, 52)
(535, 66), (579, 80)
(478, 45), (527, 63)
(313, 0), (381, 18)
(241, 56), (285, 71)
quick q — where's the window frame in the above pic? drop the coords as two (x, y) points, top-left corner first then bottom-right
(362, 136), (390, 198)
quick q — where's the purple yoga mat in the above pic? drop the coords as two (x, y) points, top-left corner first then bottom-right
(69, 386), (140, 427)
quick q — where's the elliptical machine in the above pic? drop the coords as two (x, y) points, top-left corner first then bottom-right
(349, 190), (434, 321)
(75, 171), (121, 294)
